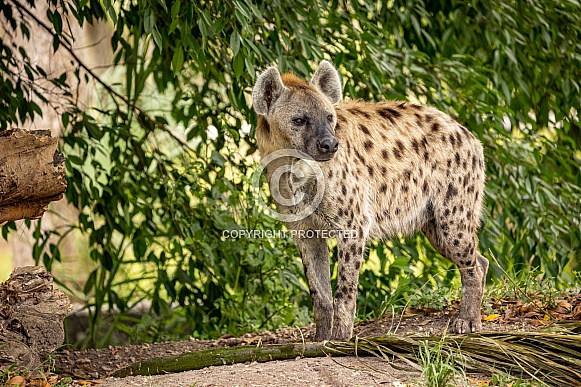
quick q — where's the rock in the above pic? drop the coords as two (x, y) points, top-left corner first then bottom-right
(0, 266), (71, 371)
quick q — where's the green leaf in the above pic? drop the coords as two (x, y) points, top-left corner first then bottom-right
(230, 30), (241, 57)
(233, 53), (244, 79)
(152, 27), (163, 50)
(144, 8), (154, 33)
(172, 47), (184, 74)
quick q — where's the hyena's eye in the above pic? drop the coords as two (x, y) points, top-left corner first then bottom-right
(327, 115), (334, 123)
(292, 117), (306, 126)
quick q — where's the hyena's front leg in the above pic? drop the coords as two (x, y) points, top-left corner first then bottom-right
(295, 236), (333, 341)
(332, 236), (365, 341)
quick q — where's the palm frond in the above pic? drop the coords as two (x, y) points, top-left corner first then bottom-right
(333, 322), (581, 386)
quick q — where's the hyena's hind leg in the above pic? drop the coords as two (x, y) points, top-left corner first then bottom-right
(421, 203), (488, 333)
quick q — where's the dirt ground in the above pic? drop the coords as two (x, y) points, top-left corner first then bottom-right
(52, 309), (542, 387)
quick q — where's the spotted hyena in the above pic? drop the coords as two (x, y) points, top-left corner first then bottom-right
(252, 60), (488, 341)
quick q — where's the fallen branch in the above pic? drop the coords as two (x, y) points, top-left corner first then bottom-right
(113, 343), (336, 377)
(113, 323), (581, 387)
(0, 129), (66, 223)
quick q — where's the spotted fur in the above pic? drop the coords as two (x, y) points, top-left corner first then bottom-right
(252, 61), (488, 341)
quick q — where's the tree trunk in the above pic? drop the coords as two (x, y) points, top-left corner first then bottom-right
(0, 129), (66, 224)
(0, 266), (71, 371)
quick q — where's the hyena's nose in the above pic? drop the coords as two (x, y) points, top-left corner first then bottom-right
(317, 136), (339, 154)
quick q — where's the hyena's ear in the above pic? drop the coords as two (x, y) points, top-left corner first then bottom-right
(311, 60), (342, 104)
(252, 67), (286, 116)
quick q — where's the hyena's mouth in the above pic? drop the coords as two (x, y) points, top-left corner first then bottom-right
(312, 153), (336, 162)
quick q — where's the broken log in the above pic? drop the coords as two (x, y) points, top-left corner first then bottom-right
(0, 266), (71, 371)
(113, 343), (342, 377)
(0, 129), (67, 224)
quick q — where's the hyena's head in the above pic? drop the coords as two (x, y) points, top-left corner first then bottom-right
(252, 60), (342, 161)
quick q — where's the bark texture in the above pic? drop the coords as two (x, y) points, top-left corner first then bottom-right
(0, 129), (67, 224)
(0, 266), (71, 371)
(113, 343), (342, 377)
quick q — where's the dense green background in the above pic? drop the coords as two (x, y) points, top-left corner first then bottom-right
(1, 0), (580, 347)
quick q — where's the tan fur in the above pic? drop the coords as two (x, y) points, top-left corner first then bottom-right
(253, 62), (488, 341)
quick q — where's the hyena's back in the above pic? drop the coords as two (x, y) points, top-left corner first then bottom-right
(321, 99), (486, 242)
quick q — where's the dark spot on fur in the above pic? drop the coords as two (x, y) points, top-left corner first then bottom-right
(421, 136), (429, 148)
(412, 139), (419, 153)
(449, 134), (456, 146)
(354, 149), (365, 163)
(335, 291), (343, 299)
(453, 239), (459, 246)
(393, 147), (401, 159)
(368, 166), (374, 177)
(423, 152), (429, 162)
(393, 141), (405, 159)
(342, 185), (347, 195)
(345, 253), (351, 263)
(364, 140), (373, 150)
(423, 181), (429, 193)
(447, 159), (452, 168)
(378, 107), (401, 124)
(381, 166), (387, 174)
(441, 134), (447, 143)
(380, 184), (387, 193)
(359, 124), (371, 135)
(354, 261), (361, 269)
(401, 184), (409, 192)
(338, 208), (344, 217)
(444, 209), (450, 216)
(395, 208), (400, 215)
(468, 268), (475, 276)
(425, 114), (433, 123)
(432, 122), (440, 132)
(456, 132), (463, 146)
(446, 183), (458, 201)
(350, 244), (357, 254)
(349, 108), (371, 119)
(397, 140), (405, 152)
(414, 113), (423, 126)
(382, 149), (389, 159)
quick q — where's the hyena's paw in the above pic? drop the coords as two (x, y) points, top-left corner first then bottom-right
(449, 315), (482, 334)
